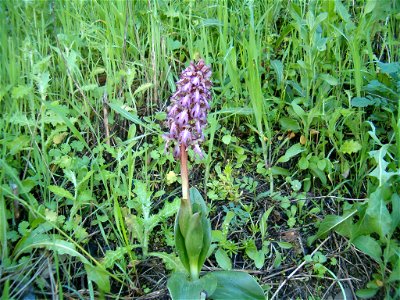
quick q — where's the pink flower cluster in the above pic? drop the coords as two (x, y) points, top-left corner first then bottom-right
(164, 59), (212, 159)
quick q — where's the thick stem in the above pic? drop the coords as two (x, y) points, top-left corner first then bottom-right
(180, 144), (190, 203)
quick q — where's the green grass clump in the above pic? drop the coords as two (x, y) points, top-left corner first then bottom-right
(1, 0), (399, 299)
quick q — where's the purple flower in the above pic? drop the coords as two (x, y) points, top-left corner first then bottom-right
(163, 59), (212, 159)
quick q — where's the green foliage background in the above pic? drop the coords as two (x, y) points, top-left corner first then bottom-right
(0, 0), (399, 299)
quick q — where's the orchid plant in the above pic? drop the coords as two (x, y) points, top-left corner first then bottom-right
(164, 59), (265, 300)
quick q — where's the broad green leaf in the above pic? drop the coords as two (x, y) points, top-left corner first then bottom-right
(215, 249), (232, 270)
(210, 271), (265, 300)
(85, 264), (110, 293)
(270, 166), (290, 176)
(319, 73), (338, 86)
(245, 241), (265, 269)
(351, 97), (375, 107)
(298, 156), (309, 170)
(356, 288), (379, 299)
(279, 117), (300, 132)
(364, 0), (376, 14)
(308, 209), (357, 245)
(291, 103), (306, 118)
(277, 143), (304, 163)
(167, 272), (217, 300)
(48, 185), (74, 201)
(353, 235), (382, 263)
(366, 187), (392, 238)
(340, 140), (362, 155)
(377, 62), (400, 74)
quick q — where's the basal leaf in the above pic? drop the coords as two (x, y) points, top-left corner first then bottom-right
(167, 272), (217, 300)
(210, 271), (265, 300)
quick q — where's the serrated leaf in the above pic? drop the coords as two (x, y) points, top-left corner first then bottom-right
(36, 72), (50, 98)
(369, 144), (400, 186)
(215, 249), (232, 270)
(277, 143), (304, 163)
(133, 83), (153, 96)
(48, 185), (74, 200)
(11, 85), (32, 100)
(340, 140), (362, 154)
(353, 235), (382, 263)
(166, 171), (178, 185)
(148, 198), (179, 232)
(102, 246), (136, 269)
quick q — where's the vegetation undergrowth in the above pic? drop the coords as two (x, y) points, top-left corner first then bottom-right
(0, 0), (399, 299)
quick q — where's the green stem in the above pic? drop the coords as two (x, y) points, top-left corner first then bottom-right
(189, 261), (199, 280)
